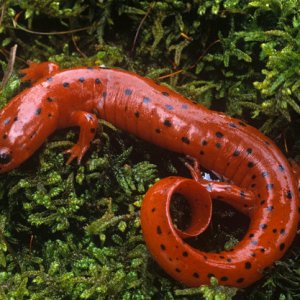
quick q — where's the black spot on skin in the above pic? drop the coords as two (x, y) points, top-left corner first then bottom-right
(124, 89), (133, 96)
(14, 116), (18, 122)
(162, 91), (169, 96)
(219, 256), (225, 259)
(155, 128), (161, 134)
(266, 205), (274, 212)
(215, 131), (224, 138)
(278, 165), (285, 172)
(182, 251), (188, 257)
(95, 78), (101, 84)
(157, 226), (162, 235)
(48, 113), (52, 118)
(4, 118), (10, 125)
(200, 151), (205, 155)
(227, 258), (232, 263)
(151, 208), (156, 212)
(262, 171), (269, 177)
(280, 228), (285, 235)
(102, 91), (107, 98)
(236, 278), (245, 284)
(233, 150), (240, 156)
(216, 143), (221, 149)
(175, 268), (181, 273)
(246, 148), (253, 154)
(47, 97), (54, 102)
(3, 134), (7, 139)
(272, 228), (277, 233)
(207, 273), (215, 278)
(163, 119), (172, 127)
(181, 137), (190, 144)
(46, 77), (53, 82)
(165, 104), (174, 110)
(35, 108), (42, 115)
(229, 123), (237, 128)
(245, 262), (252, 269)
(134, 111), (140, 118)
(286, 190), (293, 199)
(252, 174), (257, 180)
(251, 253), (256, 257)
(90, 128), (96, 133)
(202, 140), (208, 146)
(266, 183), (274, 190)
(249, 233), (254, 238)
(279, 243), (285, 251)
(160, 244), (166, 251)
(261, 247), (266, 253)
(240, 191), (245, 198)
(251, 183), (256, 188)
(63, 82), (70, 88)
(248, 162), (254, 168)
(0, 152), (11, 164)
(260, 224), (267, 230)
(221, 276), (228, 282)
(79, 77), (85, 82)
(260, 200), (266, 205)
(143, 97), (151, 104)
(193, 272), (200, 278)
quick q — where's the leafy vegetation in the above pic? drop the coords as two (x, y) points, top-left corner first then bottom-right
(0, 0), (300, 299)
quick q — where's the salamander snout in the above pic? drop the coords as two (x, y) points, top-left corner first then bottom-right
(0, 147), (12, 165)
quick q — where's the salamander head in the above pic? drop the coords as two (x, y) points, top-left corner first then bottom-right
(0, 89), (59, 174)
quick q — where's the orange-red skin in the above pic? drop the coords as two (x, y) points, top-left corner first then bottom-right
(0, 62), (299, 288)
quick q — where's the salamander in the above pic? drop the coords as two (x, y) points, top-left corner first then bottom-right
(0, 62), (299, 288)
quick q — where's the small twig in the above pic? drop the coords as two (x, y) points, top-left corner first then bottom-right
(0, 0), (6, 28)
(0, 44), (17, 90)
(11, 21), (92, 36)
(131, 2), (155, 56)
(72, 34), (87, 58)
(158, 69), (184, 80)
(155, 39), (220, 80)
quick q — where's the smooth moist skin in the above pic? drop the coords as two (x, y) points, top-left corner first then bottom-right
(0, 62), (299, 288)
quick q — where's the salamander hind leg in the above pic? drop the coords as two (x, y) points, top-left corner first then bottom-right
(184, 156), (255, 216)
(20, 61), (60, 83)
(64, 111), (99, 164)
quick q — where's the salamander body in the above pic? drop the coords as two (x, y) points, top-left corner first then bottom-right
(0, 62), (299, 288)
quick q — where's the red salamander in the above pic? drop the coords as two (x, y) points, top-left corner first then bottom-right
(0, 62), (299, 288)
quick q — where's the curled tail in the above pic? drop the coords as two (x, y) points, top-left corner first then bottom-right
(141, 173), (299, 288)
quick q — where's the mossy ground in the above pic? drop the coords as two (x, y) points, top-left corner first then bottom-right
(0, 1), (300, 299)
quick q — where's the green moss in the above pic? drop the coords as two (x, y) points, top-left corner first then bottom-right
(1, 0), (300, 299)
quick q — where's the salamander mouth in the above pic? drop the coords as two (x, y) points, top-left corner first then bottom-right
(0, 148), (12, 164)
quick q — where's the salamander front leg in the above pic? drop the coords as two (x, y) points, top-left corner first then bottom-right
(185, 156), (255, 216)
(20, 61), (60, 83)
(64, 111), (99, 164)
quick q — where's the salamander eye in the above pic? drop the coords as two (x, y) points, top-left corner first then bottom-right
(0, 148), (12, 164)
